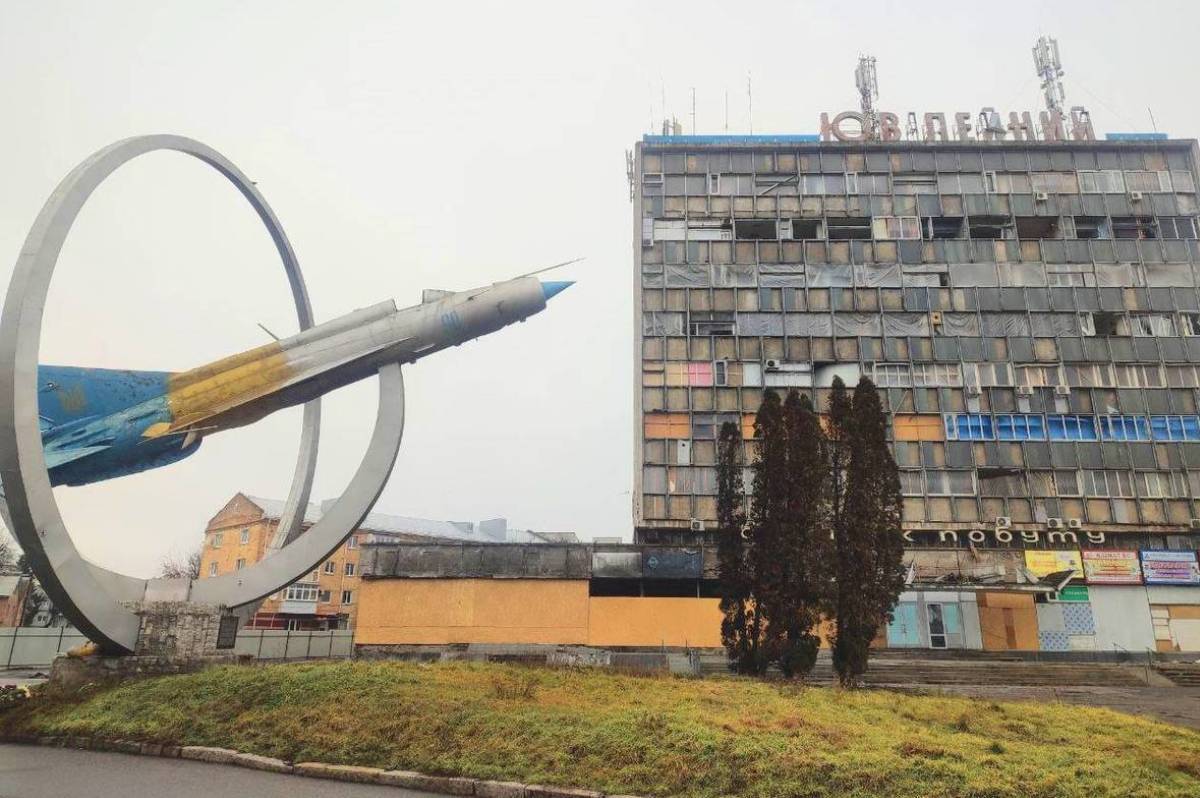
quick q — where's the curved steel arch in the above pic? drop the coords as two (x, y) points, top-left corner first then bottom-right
(0, 136), (404, 653)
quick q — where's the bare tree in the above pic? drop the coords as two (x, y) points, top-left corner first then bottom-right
(160, 547), (204, 580)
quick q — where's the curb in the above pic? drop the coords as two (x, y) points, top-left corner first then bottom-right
(0, 735), (640, 798)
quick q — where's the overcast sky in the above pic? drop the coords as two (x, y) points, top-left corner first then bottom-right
(2, 1), (1199, 576)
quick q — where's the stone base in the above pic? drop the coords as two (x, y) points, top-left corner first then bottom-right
(48, 652), (245, 692)
(130, 601), (226, 658)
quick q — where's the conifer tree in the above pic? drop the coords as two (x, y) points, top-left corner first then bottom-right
(830, 377), (905, 687)
(742, 389), (787, 675)
(715, 420), (754, 672)
(774, 390), (827, 677)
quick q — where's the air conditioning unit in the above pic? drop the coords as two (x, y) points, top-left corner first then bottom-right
(1034, 190), (1050, 202)
(764, 359), (781, 372)
(930, 311), (944, 325)
(1016, 385), (1035, 396)
(994, 516), (1013, 529)
(1046, 518), (1065, 530)
(689, 519), (706, 532)
(1130, 190), (1144, 202)
(1067, 518), (1083, 530)
(1054, 385), (1071, 396)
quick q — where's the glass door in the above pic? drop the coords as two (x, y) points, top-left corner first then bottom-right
(927, 603), (948, 649)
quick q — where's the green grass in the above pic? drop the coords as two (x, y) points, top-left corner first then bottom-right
(3, 660), (1199, 797)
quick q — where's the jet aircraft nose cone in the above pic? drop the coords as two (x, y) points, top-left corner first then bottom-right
(540, 280), (575, 301)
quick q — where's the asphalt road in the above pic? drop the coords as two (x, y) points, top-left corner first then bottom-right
(0, 744), (440, 798)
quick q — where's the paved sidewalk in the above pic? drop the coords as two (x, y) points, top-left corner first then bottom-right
(883, 683), (1200, 731)
(0, 744), (440, 798)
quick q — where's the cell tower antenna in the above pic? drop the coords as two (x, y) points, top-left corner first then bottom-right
(855, 55), (880, 139)
(1032, 35), (1066, 114)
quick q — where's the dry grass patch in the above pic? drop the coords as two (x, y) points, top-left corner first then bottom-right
(2, 659), (1198, 797)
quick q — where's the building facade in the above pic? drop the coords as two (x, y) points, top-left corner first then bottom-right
(200, 493), (563, 630)
(632, 133), (1200, 553)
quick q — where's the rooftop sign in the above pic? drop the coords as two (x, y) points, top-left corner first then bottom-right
(820, 108), (1095, 143)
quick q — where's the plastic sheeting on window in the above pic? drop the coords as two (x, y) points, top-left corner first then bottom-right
(997, 262), (1048, 287)
(664, 264), (712, 287)
(643, 312), (684, 336)
(832, 313), (883, 336)
(642, 272), (665, 288)
(1094, 263), (1136, 287)
(949, 263), (1000, 287)
(981, 313), (1032, 336)
(711, 264), (757, 287)
(1145, 263), (1195, 287)
(881, 313), (932, 337)
(783, 313), (834, 336)
(857, 264), (903, 287)
(1030, 314), (1084, 336)
(759, 273), (806, 288)
(939, 313), (981, 336)
(736, 313), (785, 336)
(806, 263), (853, 286)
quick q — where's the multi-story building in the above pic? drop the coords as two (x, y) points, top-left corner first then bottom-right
(631, 126), (1200, 555)
(201, 493), (551, 630)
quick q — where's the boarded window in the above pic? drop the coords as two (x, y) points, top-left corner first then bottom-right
(644, 413), (690, 439)
(893, 414), (945, 441)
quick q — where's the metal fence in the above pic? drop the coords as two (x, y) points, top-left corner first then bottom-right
(0, 626), (354, 668)
(1, 626), (87, 668)
(233, 629), (355, 660)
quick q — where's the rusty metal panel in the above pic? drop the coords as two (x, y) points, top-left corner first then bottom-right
(643, 548), (702, 579)
(593, 551), (641, 578)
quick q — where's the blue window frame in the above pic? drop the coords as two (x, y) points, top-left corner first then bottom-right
(1098, 415), (1152, 441)
(1047, 415), (1098, 440)
(1149, 415), (1200, 441)
(994, 414), (1046, 441)
(945, 413), (994, 440)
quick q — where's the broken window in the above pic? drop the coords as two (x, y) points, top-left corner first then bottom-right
(936, 173), (985, 194)
(991, 172), (1032, 193)
(1089, 311), (1120, 336)
(1113, 364), (1165, 387)
(1181, 314), (1200, 336)
(827, 217), (873, 240)
(1078, 170), (1125, 193)
(892, 173), (937, 195)
(1124, 170), (1171, 192)
(871, 216), (921, 239)
(1015, 216), (1062, 239)
(1112, 216), (1157, 239)
(924, 217), (964, 239)
(1159, 217), (1198, 240)
(1030, 172), (1079, 194)
(791, 219), (824, 240)
(733, 219), (777, 240)
(1129, 314), (1176, 336)
(688, 313), (735, 337)
(968, 215), (1012, 239)
(1073, 216), (1110, 239)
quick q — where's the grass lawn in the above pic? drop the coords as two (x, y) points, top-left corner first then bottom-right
(2, 659), (1198, 797)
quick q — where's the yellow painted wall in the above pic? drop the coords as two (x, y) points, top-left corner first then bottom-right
(587, 596), (723, 648)
(356, 579), (591, 645)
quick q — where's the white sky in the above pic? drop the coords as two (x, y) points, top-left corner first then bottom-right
(1, 1), (1198, 576)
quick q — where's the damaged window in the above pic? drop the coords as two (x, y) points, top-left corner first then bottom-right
(1015, 216), (1063, 239)
(1112, 216), (1157, 239)
(791, 219), (825, 240)
(1073, 216), (1110, 239)
(827, 217), (873, 240)
(925, 216), (964, 239)
(892, 173), (937, 195)
(872, 216), (921, 239)
(968, 215), (1012, 239)
(734, 219), (777, 240)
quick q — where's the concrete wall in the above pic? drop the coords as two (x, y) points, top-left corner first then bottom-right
(1088, 586), (1157, 653)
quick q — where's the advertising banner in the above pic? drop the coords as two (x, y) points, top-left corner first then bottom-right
(1140, 550), (1200, 585)
(1024, 550), (1083, 579)
(1081, 550), (1143, 585)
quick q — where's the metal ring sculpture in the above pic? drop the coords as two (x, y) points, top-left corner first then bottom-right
(0, 135), (405, 653)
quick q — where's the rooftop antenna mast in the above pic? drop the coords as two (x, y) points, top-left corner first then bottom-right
(855, 55), (879, 139)
(1033, 36), (1066, 114)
